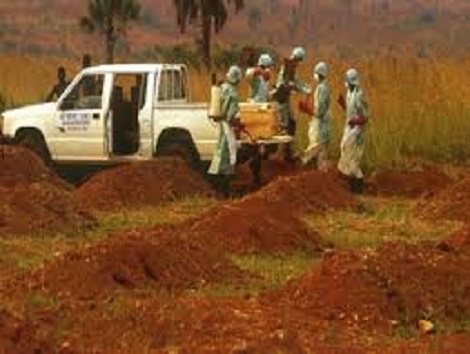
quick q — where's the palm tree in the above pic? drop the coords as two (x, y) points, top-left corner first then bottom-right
(80, 0), (141, 64)
(247, 6), (262, 30)
(172, 0), (245, 68)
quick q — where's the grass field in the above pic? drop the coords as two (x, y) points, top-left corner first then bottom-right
(1, 54), (470, 170)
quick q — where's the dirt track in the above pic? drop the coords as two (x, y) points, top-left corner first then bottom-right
(1, 145), (470, 352)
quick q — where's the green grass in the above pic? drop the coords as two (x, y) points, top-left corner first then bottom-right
(193, 253), (320, 298)
(0, 197), (216, 274)
(305, 197), (462, 250)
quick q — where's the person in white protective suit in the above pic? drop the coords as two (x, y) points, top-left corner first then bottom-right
(245, 53), (274, 103)
(301, 61), (331, 170)
(337, 68), (370, 194)
(208, 65), (243, 196)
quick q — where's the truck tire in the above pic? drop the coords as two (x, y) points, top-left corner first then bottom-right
(16, 130), (52, 165)
(157, 141), (201, 171)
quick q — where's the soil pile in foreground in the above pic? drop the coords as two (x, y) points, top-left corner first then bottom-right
(232, 159), (300, 193)
(32, 229), (247, 300)
(190, 171), (353, 254)
(416, 176), (470, 222)
(76, 158), (213, 211)
(0, 145), (68, 188)
(275, 238), (470, 332)
(0, 182), (95, 235)
(0, 145), (94, 235)
(369, 168), (452, 198)
(0, 309), (49, 353)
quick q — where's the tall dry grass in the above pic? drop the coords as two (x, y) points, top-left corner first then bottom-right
(1, 55), (470, 169)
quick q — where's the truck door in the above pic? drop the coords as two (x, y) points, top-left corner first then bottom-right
(49, 73), (112, 160)
(108, 73), (152, 157)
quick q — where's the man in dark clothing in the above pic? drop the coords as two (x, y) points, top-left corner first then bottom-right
(81, 54), (96, 96)
(46, 66), (69, 102)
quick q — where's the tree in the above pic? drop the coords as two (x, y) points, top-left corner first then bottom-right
(288, 5), (300, 40)
(247, 6), (262, 30)
(338, 0), (353, 22)
(80, 0), (141, 64)
(172, 0), (245, 68)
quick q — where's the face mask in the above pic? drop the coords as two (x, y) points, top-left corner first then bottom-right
(314, 74), (320, 82)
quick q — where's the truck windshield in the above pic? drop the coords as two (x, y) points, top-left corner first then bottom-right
(60, 74), (104, 110)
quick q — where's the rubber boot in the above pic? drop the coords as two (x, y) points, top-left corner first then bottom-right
(220, 175), (232, 199)
(355, 178), (364, 195)
(348, 176), (356, 193)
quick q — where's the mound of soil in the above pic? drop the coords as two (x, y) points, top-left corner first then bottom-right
(369, 168), (452, 198)
(437, 225), (470, 252)
(0, 309), (49, 353)
(276, 240), (470, 332)
(190, 199), (328, 254)
(76, 158), (213, 211)
(252, 170), (355, 212)
(369, 242), (470, 325)
(33, 230), (247, 300)
(0, 182), (95, 235)
(190, 171), (352, 254)
(0, 145), (69, 188)
(274, 250), (398, 331)
(151, 298), (285, 351)
(417, 177), (470, 222)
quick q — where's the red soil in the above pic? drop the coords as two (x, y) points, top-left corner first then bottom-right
(0, 146), (94, 235)
(396, 334), (470, 353)
(369, 167), (452, 198)
(0, 145), (69, 188)
(274, 250), (398, 331)
(0, 182), (95, 235)
(31, 229), (248, 301)
(275, 239), (470, 333)
(417, 176), (470, 222)
(76, 158), (213, 211)
(0, 309), (49, 353)
(190, 170), (353, 254)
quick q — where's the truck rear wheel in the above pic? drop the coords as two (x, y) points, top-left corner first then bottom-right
(157, 141), (200, 171)
(16, 130), (52, 165)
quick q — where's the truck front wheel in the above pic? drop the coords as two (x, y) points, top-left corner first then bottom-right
(16, 130), (52, 165)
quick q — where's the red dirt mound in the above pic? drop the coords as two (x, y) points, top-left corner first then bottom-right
(189, 171), (352, 254)
(76, 158), (213, 211)
(252, 170), (355, 212)
(275, 240), (470, 332)
(369, 168), (452, 198)
(416, 176), (470, 222)
(0, 309), (49, 353)
(190, 199), (329, 254)
(368, 242), (470, 325)
(32, 230), (247, 300)
(437, 225), (470, 252)
(397, 334), (470, 353)
(151, 298), (285, 351)
(0, 182), (95, 236)
(0, 145), (69, 188)
(274, 250), (398, 331)
(232, 159), (300, 192)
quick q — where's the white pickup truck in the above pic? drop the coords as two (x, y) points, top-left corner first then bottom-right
(0, 63), (291, 170)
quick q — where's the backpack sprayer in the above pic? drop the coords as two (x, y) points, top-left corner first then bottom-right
(208, 73), (222, 121)
(208, 73), (255, 144)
